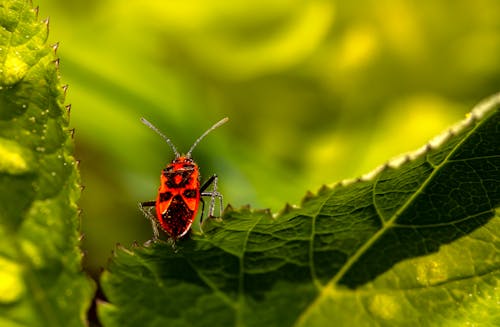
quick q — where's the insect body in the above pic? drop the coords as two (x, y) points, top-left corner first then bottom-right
(139, 117), (228, 240)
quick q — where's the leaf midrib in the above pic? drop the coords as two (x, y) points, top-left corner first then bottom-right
(293, 110), (491, 326)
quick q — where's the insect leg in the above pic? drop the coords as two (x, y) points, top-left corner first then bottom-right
(200, 174), (223, 218)
(200, 174), (216, 193)
(139, 201), (160, 241)
(199, 197), (206, 226)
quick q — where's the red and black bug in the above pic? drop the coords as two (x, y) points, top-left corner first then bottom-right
(139, 117), (228, 240)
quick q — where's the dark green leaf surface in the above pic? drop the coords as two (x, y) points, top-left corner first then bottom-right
(100, 95), (499, 327)
(0, 1), (94, 326)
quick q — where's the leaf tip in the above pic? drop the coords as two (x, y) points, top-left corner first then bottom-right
(361, 163), (389, 181)
(51, 42), (59, 54)
(53, 58), (60, 71)
(339, 178), (357, 186)
(281, 203), (295, 215)
(470, 92), (500, 119)
(65, 104), (72, 119)
(301, 190), (315, 204)
(223, 203), (234, 214)
(318, 184), (330, 195)
(387, 154), (410, 169)
(240, 204), (252, 212)
(42, 16), (50, 35)
(331, 181), (342, 189)
(62, 84), (69, 97)
(428, 129), (451, 149)
(261, 208), (273, 217)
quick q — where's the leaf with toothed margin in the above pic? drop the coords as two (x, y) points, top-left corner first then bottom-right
(0, 1), (94, 326)
(99, 94), (499, 327)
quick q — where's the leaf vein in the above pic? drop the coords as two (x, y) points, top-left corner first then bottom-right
(236, 213), (264, 326)
(185, 256), (236, 309)
(391, 209), (494, 228)
(293, 104), (492, 326)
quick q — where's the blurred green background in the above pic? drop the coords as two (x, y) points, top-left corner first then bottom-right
(38, 0), (500, 277)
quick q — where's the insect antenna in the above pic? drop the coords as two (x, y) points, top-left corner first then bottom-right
(141, 117), (180, 158)
(186, 117), (229, 158)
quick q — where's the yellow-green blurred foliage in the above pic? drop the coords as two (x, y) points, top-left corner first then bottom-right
(39, 0), (500, 276)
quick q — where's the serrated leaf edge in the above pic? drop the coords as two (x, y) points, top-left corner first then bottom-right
(292, 92), (499, 327)
(276, 93), (500, 220)
(199, 93), (499, 224)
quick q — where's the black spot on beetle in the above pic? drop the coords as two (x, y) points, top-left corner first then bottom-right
(159, 191), (172, 202)
(183, 189), (197, 198)
(165, 170), (194, 188)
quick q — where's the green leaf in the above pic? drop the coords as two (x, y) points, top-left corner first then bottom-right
(99, 95), (499, 327)
(0, 1), (94, 326)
